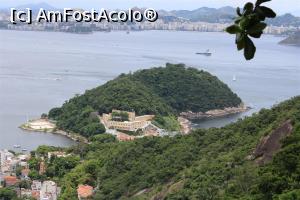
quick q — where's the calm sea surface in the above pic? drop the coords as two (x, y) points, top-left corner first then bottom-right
(0, 30), (300, 150)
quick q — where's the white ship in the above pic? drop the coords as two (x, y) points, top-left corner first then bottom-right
(233, 75), (237, 82)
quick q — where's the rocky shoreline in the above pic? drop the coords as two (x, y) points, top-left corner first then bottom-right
(180, 104), (250, 120)
(20, 119), (88, 144)
(178, 117), (192, 135)
(178, 104), (250, 134)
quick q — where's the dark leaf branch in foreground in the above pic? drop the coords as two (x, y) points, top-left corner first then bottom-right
(226, 0), (276, 60)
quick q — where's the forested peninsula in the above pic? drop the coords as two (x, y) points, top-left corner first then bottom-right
(47, 63), (242, 138)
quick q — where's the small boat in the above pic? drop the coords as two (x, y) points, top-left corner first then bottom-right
(247, 104), (254, 109)
(13, 145), (21, 148)
(196, 49), (212, 56)
(22, 149), (27, 152)
(233, 75), (237, 82)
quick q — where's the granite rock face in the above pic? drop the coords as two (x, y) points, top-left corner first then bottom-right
(252, 120), (293, 166)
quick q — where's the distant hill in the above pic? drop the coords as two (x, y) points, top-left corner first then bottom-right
(159, 6), (235, 23)
(279, 31), (300, 46)
(48, 63), (242, 137)
(16, 2), (57, 11)
(267, 13), (300, 27)
(158, 7), (300, 26)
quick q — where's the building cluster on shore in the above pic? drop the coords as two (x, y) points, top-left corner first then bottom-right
(0, 11), (298, 35)
(0, 149), (94, 200)
(1, 20), (297, 35)
(0, 149), (60, 199)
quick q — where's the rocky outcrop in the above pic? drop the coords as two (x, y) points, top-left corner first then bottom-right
(180, 104), (249, 120)
(150, 181), (184, 200)
(251, 120), (293, 166)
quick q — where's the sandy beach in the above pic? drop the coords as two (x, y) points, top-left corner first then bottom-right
(20, 119), (88, 144)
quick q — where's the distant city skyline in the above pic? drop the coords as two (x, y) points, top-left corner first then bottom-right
(0, 0), (299, 16)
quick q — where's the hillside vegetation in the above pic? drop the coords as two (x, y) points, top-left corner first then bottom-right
(41, 96), (300, 200)
(48, 63), (241, 137)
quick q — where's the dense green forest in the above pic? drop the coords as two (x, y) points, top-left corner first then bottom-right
(36, 96), (300, 199)
(48, 63), (241, 137)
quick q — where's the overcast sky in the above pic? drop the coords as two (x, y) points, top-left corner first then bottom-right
(1, 0), (299, 15)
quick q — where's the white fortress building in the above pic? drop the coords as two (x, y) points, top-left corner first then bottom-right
(101, 110), (155, 132)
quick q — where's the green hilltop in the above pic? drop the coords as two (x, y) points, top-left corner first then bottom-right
(48, 63), (241, 137)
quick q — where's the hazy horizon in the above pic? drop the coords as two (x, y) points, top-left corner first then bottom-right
(0, 0), (299, 16)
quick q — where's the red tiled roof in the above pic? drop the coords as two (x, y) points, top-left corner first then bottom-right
(77, 185), (93, 198)
(4, 176), (18, 185)
(116, 132), (135, 141)
(31, 190), (40, 199)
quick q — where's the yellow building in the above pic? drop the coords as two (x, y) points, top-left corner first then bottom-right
(101, 110), (155, 132)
